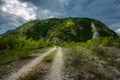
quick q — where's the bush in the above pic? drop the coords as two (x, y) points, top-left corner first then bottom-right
(0, 35), (52, 65)
(101, 37), (113, 46)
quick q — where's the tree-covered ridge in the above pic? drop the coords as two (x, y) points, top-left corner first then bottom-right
(6, 17), (117, 42)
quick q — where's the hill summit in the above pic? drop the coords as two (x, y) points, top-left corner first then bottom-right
(7, 17), (117, 42)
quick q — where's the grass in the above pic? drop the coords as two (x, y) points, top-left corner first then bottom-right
(0, 47), (51, 66)
(18, 48), (57, 80)
(42, 49), (56, 62)
(90, 46), (120, 68)
(18, 65), (45, 80)
(0, 49), (29, 65)
(90, 47), (107, 60)
(64, 46), (119, 80)
(30, 47), (50, 54)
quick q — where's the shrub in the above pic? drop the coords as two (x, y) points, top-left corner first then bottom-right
(101, 37), (113, 46)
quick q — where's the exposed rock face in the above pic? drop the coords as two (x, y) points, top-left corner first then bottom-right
(91, 23), (100, 40)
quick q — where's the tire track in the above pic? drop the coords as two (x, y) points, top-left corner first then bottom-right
(46, 47), (64, 80)
(5, 47), (57, 80)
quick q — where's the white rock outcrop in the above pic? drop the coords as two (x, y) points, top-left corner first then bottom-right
(91, 23), (100, 40)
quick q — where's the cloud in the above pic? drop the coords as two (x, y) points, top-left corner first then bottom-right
(0, 11), (26, 34)
(0, 0), (38, 34)
(37, 9), (60, 19)
(0, 0), (120, 34)
(115, 28), (120, 34)
(21, 0), (67, 16)
(1, 0), (37, 20)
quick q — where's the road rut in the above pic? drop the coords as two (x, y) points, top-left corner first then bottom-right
(5, 47), (56, 80)
(46, 47), (64, 80)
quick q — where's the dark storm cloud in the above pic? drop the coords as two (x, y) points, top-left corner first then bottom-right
(19, 0), (120, 26)
(0, 11), (26, 33)
(0, 0), (120, 34)
(0, 0), (37, 33)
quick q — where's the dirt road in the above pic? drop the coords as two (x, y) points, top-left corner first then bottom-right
(5, 47), (57, 80)
(46, 47), (64, 80)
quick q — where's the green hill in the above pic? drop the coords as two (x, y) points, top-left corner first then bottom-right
(7, 17), (117, 42)
(0, 17), (120, 80)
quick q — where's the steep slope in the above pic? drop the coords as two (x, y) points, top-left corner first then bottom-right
(6, 17), (117, 42)
(13, 18), (64, 40)
(47, 18), (117, 42)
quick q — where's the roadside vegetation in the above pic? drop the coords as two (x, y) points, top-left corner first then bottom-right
(61, 36), (120, 48)
(0, 34), (52, 65)
(64, 46), (120, 80)
(63, 36), (120, 80)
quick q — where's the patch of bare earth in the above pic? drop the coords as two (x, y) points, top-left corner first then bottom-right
(0, 57), (34, 80)
(63, 46), (120, 80)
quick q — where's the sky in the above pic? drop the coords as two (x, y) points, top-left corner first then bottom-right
(0, 0), (120, 34)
